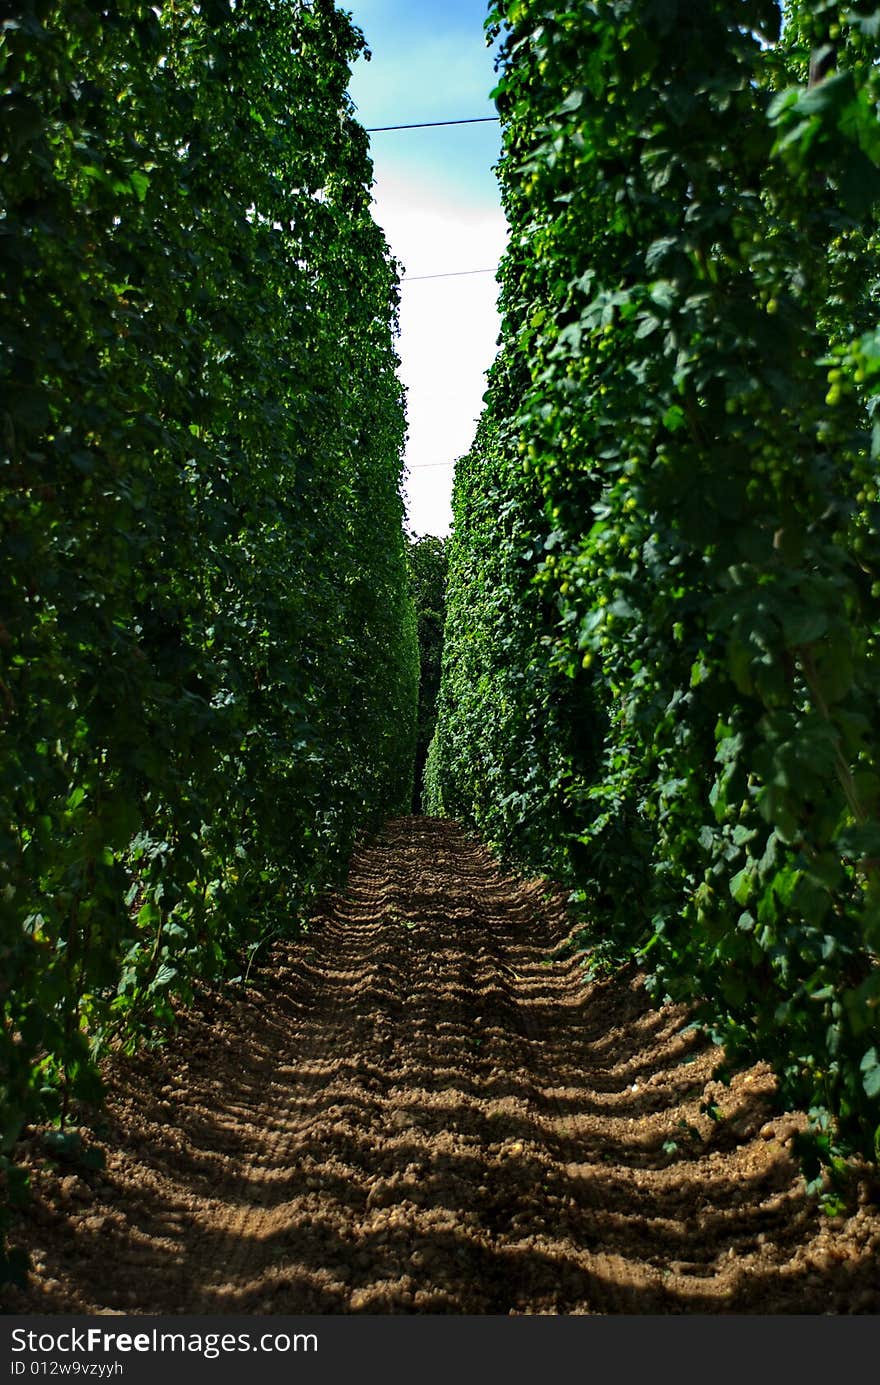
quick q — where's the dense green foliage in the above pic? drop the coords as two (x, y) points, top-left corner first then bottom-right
(430, 0), (880, 1163)
(406, 534), (448, 811)
(1, 0), (417, 1278)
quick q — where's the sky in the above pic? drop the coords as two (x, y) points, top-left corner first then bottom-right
(343, 0), (509, 538)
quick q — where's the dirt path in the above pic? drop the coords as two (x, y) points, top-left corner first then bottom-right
(5, 817), (879, 1314)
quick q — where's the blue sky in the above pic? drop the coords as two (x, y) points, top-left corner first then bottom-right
(343, 0), (509, 536)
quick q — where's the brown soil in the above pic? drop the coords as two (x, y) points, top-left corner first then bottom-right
(4, 817), (880, 1315)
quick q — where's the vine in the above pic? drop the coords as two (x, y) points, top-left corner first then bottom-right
(1, 0), (417, 1280)
(432, 0), (880, 1167)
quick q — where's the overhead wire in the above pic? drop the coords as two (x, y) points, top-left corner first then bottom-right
(402, 267), (496, 282)
(365, 116), (500, 132)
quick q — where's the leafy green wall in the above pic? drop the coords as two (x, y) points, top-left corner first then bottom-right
(406, 535), (448, 812)
(1, 0), (417, 1276)
(431, 0), (880, 1161)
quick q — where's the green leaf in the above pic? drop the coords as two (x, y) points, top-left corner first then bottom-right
(128, 169), (150, 202)
(860, 1048), (880, 1100)
(729, 867), (753, 906)
(149, 964), (178, 993)
(780, 604), (828, 646)
(792, 71), (855, 119)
